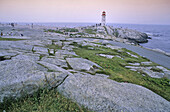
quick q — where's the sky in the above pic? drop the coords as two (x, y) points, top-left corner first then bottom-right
(0, 0), (170, 25)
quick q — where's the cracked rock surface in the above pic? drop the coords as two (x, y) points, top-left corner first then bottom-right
(58, 73), (170, 112)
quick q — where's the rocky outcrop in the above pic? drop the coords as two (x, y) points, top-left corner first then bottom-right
(0, 59), (69, 103)
(58, 73), (170, 112)
(109, 27), (150, 43)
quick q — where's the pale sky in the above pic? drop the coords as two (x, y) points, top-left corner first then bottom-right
(0, 0), (170, 25)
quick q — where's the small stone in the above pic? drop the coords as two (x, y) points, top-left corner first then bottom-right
(128, 63), (140, 66)
(141, 62), (152, 65)
(66, 58), (101, 72)
(127, 52), (138, 58)
(98, 54), (114, 59)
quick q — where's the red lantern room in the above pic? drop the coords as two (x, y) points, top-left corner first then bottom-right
(102, 11), (106, 16)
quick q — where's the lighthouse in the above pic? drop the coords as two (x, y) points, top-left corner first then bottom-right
(101, 11), (106, 26)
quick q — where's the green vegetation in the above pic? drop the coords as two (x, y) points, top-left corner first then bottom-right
(0, 88), (90, 112)
(39, 54), (45, 61)
(45, 29), (63, 34)
(65, 28), (78, 32)
(47, 49), (56, 56)
(0, 37), (25, 41)
(45, 28), (78, 34)
(73, 44), (170, 101)
(70, 32), (85, 37)
(46, 43), (62, 56)
(84, 29), (97, 34)
(32, 47), (36, 53)
(103, 26), (109, 35)
(46, 44), (62, 50)
(113, 29), (119, 37)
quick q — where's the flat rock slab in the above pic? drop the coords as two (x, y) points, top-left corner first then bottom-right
(98, 54), (114, 59)
(12, 54), (40, 61)
(0, 59), (68, 103)
(128, 63), (140, 66)
(57, 73), (170, 112)
(41, 57), (68, 68)
(37, 61), (71, 75)
(127, 52), (138, 58)
(141, 62), (152, 65)
(125, 66), (167, 79)
(56, 50), (78, 57)
(66, 58), (101, 71)
(3, 36), (31, 39)
(106, 45), (122, 50)
(0, 41), (33, 51)
(0, 51), (18, 57)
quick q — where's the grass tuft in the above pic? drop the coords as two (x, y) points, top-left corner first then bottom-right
(0, 88), (91, 112)
(73, 44), (170, 101)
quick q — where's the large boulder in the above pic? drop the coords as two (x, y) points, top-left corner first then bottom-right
(0, 59), (69, 103)
(57, 73), (170, 112)
(112, 28), (149, 43)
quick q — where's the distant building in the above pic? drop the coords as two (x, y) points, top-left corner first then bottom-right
(101, 11), (106, 26)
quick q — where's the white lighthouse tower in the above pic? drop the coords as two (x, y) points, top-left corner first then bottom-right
(101, 11), (106, 26)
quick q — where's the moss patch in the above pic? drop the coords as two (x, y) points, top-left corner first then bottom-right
(73, 44), (170, 101)
(0, 37), (26, 41)
(84, 29), (97, 34)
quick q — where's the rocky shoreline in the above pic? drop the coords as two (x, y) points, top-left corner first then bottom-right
(0, 24), (170, 112)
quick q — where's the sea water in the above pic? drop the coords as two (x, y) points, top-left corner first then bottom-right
(109, 23), (170, 53)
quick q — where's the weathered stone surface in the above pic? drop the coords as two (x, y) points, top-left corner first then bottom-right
(0, 41), (33, 51)
(98, 54), (114, 59)
(58, 73), (170, 112)
(141, 62), (152, 65)
(0, 59), (69, 103)
(112, 28), (149, 43)
(156, 66), (169, 72)
(127, 52), (138, 58)
(82, 42), (102, 47)
(101, 40), (109, 45)
(125, 66), (166, 79)
(33, 46), (48, 54)
(125, 66), (141, 69)
(0, 59), (46, 102)
(45, 72), (68, 88)
(106, 45), (122, 50)
(12, 54), (39, 61)
(141, 68), (164, 78)
(3, 36), (30, 39)
(62, 45), (75, 51)
(41, 57), (68, 68)
(0, 50), (18, 57)
(37, 61), (71, 75)
(92, 39), (100, 43)
(165, 52), (170, 57)
(66, 58), (101, 71)
(56, 50), (78, 57)
(128, 63), (140, 66)
(24, 40), (50, 46)
(95, 73), (109, 79)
